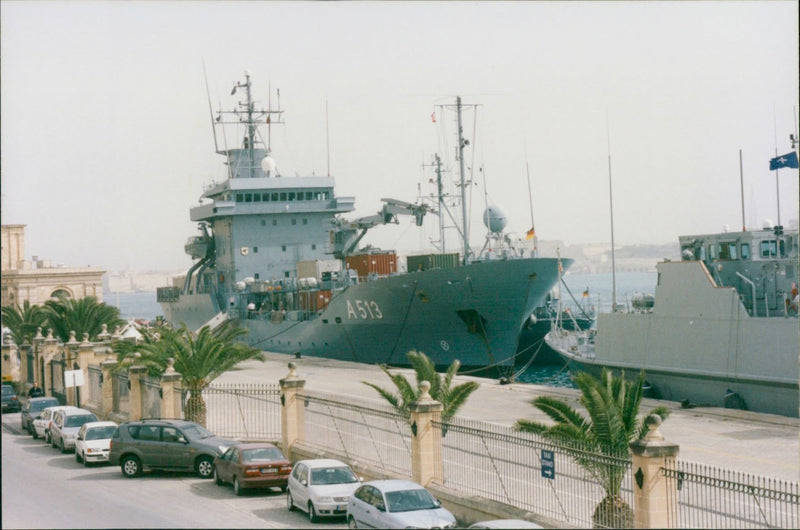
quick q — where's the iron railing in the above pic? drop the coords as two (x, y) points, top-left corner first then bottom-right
(141, 377), (161, 419)
(298, 390), (412, 477)
(87, 366), (102, 405)
(184, 383), (282, 441)
(664, 461), (800, 528)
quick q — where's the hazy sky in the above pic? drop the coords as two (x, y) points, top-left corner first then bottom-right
(2, 1), (798, 272)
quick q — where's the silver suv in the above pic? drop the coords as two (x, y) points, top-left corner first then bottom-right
(50, 408), (98, 453)
(108, 419), (237, 479)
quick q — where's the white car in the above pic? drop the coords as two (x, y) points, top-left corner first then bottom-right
(50, 407), (97, 453)
(347, 479), (457, 529)
(75, 421), (118, 466)
(287, 459), (361, 522)
(33, 406), (78, 443)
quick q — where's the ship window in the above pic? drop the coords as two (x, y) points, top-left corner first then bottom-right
(236, 194), (244, 202)
(741, 243), (750, 259)
(284, 271), (290, 278)
(717, 242), (737, 260)
(280, 192), (287, 201)
(282, 245), (286, 251)
(303, 218), (308, 225)
(292, 219), (297, 225)
(312, 244), (316, 250)
(254, 194), (261, 202)
(305, 192), (313, 200)
(699, 246), (706, 260)
(271, 193), (279, 201)
(708, 244), (717, 259)
(272, 220), (277, 226)
(760, 240), (777, 258)
(245, 194), (252, 202)
(254, 247), (258, 253)
(261, 220), (266, 226)
(289, 192), (296, 201)
(254, 273), (260, 279)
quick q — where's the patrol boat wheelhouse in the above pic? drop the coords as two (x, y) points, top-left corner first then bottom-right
(546, 224), (800, 416)
(158, 72), (570, 369)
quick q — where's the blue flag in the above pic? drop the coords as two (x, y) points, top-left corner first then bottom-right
(769, 151), (799, 170)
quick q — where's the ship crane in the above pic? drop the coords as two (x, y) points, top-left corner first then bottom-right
(330, 198), (433, 259)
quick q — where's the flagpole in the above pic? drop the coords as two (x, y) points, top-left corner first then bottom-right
(739, 149), (746, 232)
(773, 108), (781, 226)
(606, 115), (617, 312)
(525, 163), (538, 257)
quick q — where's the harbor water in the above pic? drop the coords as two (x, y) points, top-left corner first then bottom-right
(110, 271), (659, 389)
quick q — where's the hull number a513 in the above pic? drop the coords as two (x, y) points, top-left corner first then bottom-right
(346, 300), (384, 320)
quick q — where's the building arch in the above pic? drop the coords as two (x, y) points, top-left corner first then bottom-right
(50, 288), (73, 300)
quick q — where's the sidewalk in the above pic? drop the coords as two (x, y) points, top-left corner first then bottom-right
(217, 351), (800, 483)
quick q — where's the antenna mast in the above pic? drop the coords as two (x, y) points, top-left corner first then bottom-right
(456, 96), (470, 265)
(526, 162), (538, 256)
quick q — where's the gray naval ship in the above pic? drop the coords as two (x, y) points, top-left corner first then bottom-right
(546, 224), (800, 416)
(158, 71), (570, 369)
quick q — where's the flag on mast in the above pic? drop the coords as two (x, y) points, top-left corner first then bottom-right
(525, 227), (535, 240)
(431, 111), (436, 123)
(769, 151), (799, 170)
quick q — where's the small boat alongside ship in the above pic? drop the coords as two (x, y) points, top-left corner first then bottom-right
(158, 71), (570, 370)
(546, 224), (800, 417)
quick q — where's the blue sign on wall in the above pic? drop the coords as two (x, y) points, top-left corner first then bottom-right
(541, 449), (555, 479)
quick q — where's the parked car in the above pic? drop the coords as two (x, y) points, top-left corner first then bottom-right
(50, 407), (98, 453)
(75, 421), (118, 466)
(108, 419), (237, 479)
(33, 405), (78, 442)
(212, 442), (292, 495)
(2, 384), (21, 413)
(468, 519), (544, 529)
(287, 458), (362, 522)
(20, 396), (59, 434)
(346, 480), (457, 529)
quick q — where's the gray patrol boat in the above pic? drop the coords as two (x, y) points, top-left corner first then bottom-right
(546, 224), (800, 416)
(158, 71), (569, 369)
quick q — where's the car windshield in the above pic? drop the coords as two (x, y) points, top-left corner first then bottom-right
(242, 447), (284, 462)
(2, 387), (14, 396)
(385, 489), (439, 513)
(310, 466), (359, 485)
(180, 424), (213, 440)
(31, 400), (58, 413)
(85, 426), (117, 440)
(65, 415), (97, 428)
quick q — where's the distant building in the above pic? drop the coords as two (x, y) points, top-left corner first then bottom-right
(1, 224), (105, 307)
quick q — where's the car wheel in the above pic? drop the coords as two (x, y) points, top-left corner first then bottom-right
(121, 455), (142, 478)
(309, 502), (320, 523)
(233, 476), (242, 496)
(31, 428), (38, 440)
(213, 468), (223, 486)
(51, 435), (58, 449)
(348, 515), (358, 529)
(195, 456), (214, 479)
(286, 491), (296, 511)
(44, 431), (50, 444)
(280, 485), (287, 493)
(76, 451), (82, 463)
(60, 439), (67, 454)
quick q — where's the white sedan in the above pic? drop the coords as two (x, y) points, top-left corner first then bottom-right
(346, 479), (456, 529)
(287, 458), (361, 522)
(75, 421), (118, 466)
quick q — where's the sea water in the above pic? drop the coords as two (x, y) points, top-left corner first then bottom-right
(111, 272), (659, 388)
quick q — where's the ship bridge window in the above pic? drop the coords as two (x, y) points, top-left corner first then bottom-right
(254, 194), (261, 202)
(245, 194), (253, 202)
(292, 219), (297, 225)
(272, 220), (277, 226)
(236, 193), (244, 202)
(760, 240), (778, 258)
(305, 192), (313, 200)
(741, 243), (750, 260)
(280, 192), (287, 201)
(717, 242), (737, 260)
(708, 244), (717, 260)
(289, 192), (296, 201)
(271, 193), (279, 201)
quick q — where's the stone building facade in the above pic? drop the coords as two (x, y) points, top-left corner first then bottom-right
(1, 224), (105, 307)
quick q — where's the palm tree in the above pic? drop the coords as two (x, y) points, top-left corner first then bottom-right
(113, 321), (265, 425)
(42, 295), (125, 343)
(1, 300), (47, 345)
(363, 350), (479, 425)
(514, 368), (669, 529)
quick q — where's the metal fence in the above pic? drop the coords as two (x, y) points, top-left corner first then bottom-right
(188, 383), (282, 441)
(298, 390), (412, 477)
(112, 373), (129, 414)
(50, 358), (66, 405)
(664, 461), (800, 528)
(87, 366), (102, 405)
(141, 377), (161, 419)
(436, 416), (633, 528)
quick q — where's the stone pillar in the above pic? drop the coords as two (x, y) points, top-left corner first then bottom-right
(279, 362), (306, 455)
(76, 334), (95, 408)
(630, 415), (680, 529)
(19, 341), (31, 386)
(410, 381), (444, 487)
(160, 358), (183, 420)
(100, 360), (117, 418)
(42, 329), (58, 396)
(33, 327), (44, 388)
(127, 364), (147, 421)
(1, 336), (17, 384)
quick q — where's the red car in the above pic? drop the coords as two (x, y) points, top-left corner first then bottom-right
(213, 442), (292, 495)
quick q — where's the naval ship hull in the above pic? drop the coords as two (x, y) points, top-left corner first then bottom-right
(546, 260), (800, 417)
(163, 257), (567, 368)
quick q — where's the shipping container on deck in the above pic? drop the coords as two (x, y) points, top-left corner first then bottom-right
(406, 253), (460, 272)
(345, 251), (397, 280)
